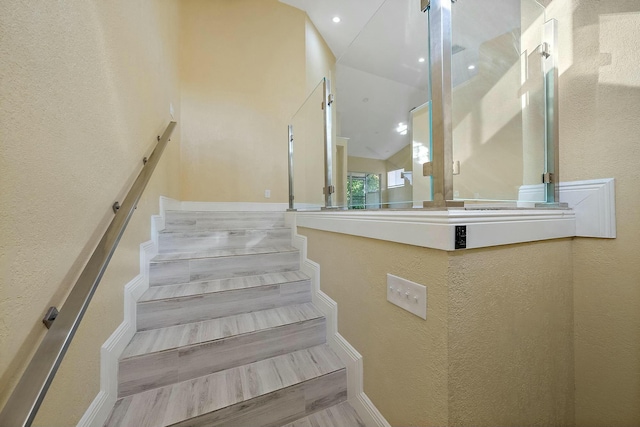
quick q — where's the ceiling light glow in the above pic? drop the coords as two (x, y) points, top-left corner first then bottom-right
(418, 57), (426, 63)
(332, 16), (341, 23)
(396, 122), (408, 135)
(468, 64), (476, 70)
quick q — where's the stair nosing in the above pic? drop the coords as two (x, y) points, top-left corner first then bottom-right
(122, 303), (323, 359)
(121, 316), (324, 362)
(150, 246), (298, 263)
(113, 344), (345, 427)
(139, 278), (310, 304)
(159, 226), (292, 235)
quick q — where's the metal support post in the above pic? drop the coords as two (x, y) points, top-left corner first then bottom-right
(287, 125), (296, 211)
(322, 78), (335, 209)
(423, 0), (463, 208)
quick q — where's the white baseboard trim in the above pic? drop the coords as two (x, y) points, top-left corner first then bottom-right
(77, 206), (163, 427)
(289, 215), (390, 427)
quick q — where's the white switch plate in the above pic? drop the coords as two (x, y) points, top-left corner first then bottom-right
(387, 274), (427, 319)
(264, 189), (271, 198)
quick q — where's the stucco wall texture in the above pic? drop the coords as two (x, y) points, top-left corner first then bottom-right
(0, 0), (182, 425)
(546, 0), (640, 425)
(2, 0), (640, 426)
(299, 228), (450, 426)
(300, 229), (575, 427)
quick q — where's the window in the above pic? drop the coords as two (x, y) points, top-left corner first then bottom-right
(387, 168), (404, 188)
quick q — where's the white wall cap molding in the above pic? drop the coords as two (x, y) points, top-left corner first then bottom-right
(518, 178), (616, 238)
(559, 178), (616, 238)
(295, 208), (576, 251)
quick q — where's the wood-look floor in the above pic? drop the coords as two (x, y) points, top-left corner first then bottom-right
(164, 211), (286, 232)
(106, 345), (346, 427)
(281, 402), (366, 427)
(149, 249), (300, 286)
(123, 303), (323, 358)
(103, 211), (364, 426)
(140, 271), (310, 302)
(158, 228), (292, 253)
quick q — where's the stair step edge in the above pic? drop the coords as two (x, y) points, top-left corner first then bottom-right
(108, 344), (346, 427)
(140, 270), (310, 302)
(122, 302), (324, 359)
(150, 245), (298, 263)
(279, 401), (366, 427)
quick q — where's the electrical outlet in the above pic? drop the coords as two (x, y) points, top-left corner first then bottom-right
(387, 274), (427, 319)
(455, 225), (466, 250)
(264, 189), (271, 198)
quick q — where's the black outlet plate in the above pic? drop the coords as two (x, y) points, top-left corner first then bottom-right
(455, 225), (467, 250)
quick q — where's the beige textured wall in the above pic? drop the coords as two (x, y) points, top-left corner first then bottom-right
(299, 228), (450, 426)
(179, 0), (307, 203)
(384, 144), (413, 208)
(300, 228), (575, 426)
(305, 18), (336, 95)
(547, 0), (640, 424)
(0, 0), (182, 425)
(447, 240), (574, 426)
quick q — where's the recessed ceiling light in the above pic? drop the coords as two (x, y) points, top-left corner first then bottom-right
(332, 16), (341, 23)
(468, 64), (476, 70)
(418, 57), (426, 63)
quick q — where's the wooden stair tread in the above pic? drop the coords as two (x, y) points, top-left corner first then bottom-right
(122, 303), (323, 359)
(159, 226), (292, 235)
(140, 271), (310, 302)
(106, 344), (346, 427)
(151, 245), (298, 262)
(280, 401), (366, 427)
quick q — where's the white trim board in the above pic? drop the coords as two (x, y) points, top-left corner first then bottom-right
(77, 200), (169, 427)
(295, 209), (576, 251)
(295, 178), (616, 250)
(288, 214), (391, 427)
(518, 178), (616, 238)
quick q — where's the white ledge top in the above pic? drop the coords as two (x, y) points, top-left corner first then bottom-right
(290, 178), (616, 250)
(291, 208), (576, 251)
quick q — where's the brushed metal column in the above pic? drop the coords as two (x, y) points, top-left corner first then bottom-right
(322, 78), (335, 208)
(423, 0), (462, 208)
(287, 125), (295, 211)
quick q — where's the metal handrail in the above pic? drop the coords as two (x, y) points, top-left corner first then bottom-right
(0, 121), (177, 427)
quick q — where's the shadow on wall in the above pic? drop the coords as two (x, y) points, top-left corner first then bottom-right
(549, 0), (640, 425)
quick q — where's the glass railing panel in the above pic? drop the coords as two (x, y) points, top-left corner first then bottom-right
(451, 0), (547, 203)
(291, 79), (326, 210)
(335, 0), (431, 209)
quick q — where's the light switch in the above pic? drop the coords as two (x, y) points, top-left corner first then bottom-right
(264, 189), (271, 198)
(387, 274), (427, 319)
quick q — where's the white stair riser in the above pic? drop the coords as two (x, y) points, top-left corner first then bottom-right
(158, 229), (291, 253)
(137, 281), (311, 330)
(170, 369), (347, 427)
(118, 319), (326, 397)
(149, 251), (300, 286)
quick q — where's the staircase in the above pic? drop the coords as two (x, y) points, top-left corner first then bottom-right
(104, 210), (365, 427)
